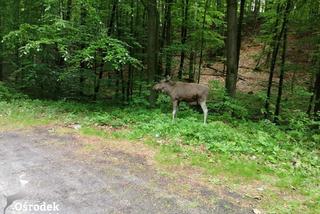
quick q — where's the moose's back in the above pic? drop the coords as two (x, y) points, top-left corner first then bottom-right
(171, 82), (209, 102)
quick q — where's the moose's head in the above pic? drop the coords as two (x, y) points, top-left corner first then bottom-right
(152, 76), (174, 93)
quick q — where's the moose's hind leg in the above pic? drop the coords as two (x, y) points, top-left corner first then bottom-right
(200, 101), (208, 124)
(172, 100), (179, 121)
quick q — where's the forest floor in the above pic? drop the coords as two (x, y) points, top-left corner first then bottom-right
(199, 36), (310, 93)
(0, 125), (253, 214)
(200, 40), (271, 93)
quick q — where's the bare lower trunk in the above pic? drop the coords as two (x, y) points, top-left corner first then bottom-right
(264, 4), (283, 118)
(197, 0), (210, 84)
(314, 71), (320, 117)
(307, 72), (315, 115)
(178, 0), (189, 79)
(188, 51), (195, 81)
(274, 0), (291, 123)
(94, 61), (104, 100)
(237, 0), (246, 68)
(108, 0), (118, 35)
(225, 0), (238, 97)
(145, 0), (160, 106)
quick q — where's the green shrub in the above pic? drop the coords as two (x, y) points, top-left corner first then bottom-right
(0, 82), (27, 101)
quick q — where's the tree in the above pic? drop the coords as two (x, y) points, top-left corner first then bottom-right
(178, 0), (189, 80)
(197, 0), (211, 83)
(237, 0), (246, 68)
(314, 69), (320, 117)
(225, 0), (238, 97)
(0, 0), (4, 81)
(274, 0), (291, 123)
(264, 3), (284, 118)
(163, 0), (173, 77)
(141, 0), (160, 105)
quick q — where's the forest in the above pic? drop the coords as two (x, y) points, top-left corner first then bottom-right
(0, 0), (319, 213)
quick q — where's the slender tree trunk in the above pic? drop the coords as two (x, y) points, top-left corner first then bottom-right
(253, 0), (260, 19)
(0, 5), (3, 81)
(216, 0), (221, 8)
(108, 0), (118, 36)
(264, 4), (284, 118)
(307, 72), (315, 115)
(143, 0), (160, 105)
(94, 60), (104, 100)
(13, 0), (20, 84)
(197, 0), (210, 83)
(59, 0), (63, 19)
(274, 0), (291, 123)
(65, 0), (72, 21)
(160, 0), (172, 76)
(127, 0), (135, 102)
(188, 51), (195, 81)
(225, 0), (238, 97)
(0, 45), (3, 81)
(178, 0), (189, 79)
(164, 0), (173, 77)
(121, 69), (125, 102)
(290, 70), (296, 93)
(54, 0), (72, 98)
(314, 70), (320, 117)
(237, 0), (246, 68)
(146, 0), (159, 83)
(96, 0), (119, 99)
(79, 3), (86, 96)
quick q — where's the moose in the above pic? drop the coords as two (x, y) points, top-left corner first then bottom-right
(153, 77), (209, 124)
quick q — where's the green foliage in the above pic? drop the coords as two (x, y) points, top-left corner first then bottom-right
(74, 36), (141, 70)
(0, 82), (27, 101)
(208, 80), (249, 118)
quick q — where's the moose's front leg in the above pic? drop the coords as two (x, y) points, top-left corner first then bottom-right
(172, 100), (179, 121)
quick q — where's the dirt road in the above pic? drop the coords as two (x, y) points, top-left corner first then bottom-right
(0, 127), (251, 214)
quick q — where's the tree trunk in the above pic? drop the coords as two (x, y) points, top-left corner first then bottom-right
(164, 0), (173, 77)
(197, 0), (210, 84)
(307, 72), (315, 115)
(94, 60), (104, 100)
(145, 0), (159, 83)
(314, 70), (320, 117)
(13, 0), (20, 84)
(253, 0), (260, 18)
(127, 0), (135, 102)
(188, 51), (195, 81)
(178, 0), (189, 80)
(237, 0), (246, 68)
(121, 69), (125, 102)
(274, 0), (291, 123)
(108, 0), (118, 36)
(0, 4), (3, 81)
(264, 4), (284, 118)
(65, 0), (72, 21)
(0, 44), (3, 81)
(144, 0), (160, 106)
(216, 0), (221, 9)
(225, 0), (238, 97)
(79, 3), (86, 97)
